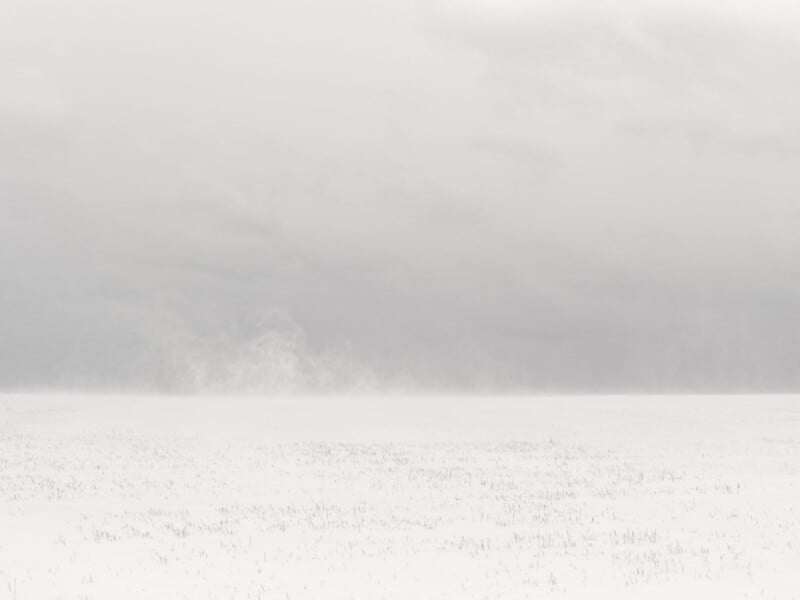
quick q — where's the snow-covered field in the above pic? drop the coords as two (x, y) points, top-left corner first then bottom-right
(1, 394), (798, 599)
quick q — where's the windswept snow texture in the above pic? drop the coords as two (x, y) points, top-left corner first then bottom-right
(1, 394), (798, 599)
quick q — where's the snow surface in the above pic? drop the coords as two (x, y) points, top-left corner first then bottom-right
(1, 394), (798, 599)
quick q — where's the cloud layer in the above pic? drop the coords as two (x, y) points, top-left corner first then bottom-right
(2, 0), (800, 392)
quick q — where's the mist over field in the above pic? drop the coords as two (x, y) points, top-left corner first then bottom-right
(4, 0), (800, 394)
(3, 3), (800, 598)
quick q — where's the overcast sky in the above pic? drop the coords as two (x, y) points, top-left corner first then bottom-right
(2, 0), (799, 393)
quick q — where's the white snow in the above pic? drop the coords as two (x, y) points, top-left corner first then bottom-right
(0, 394), (798, 599)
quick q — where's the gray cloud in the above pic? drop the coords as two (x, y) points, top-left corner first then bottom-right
(2, 0), (800, 392)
